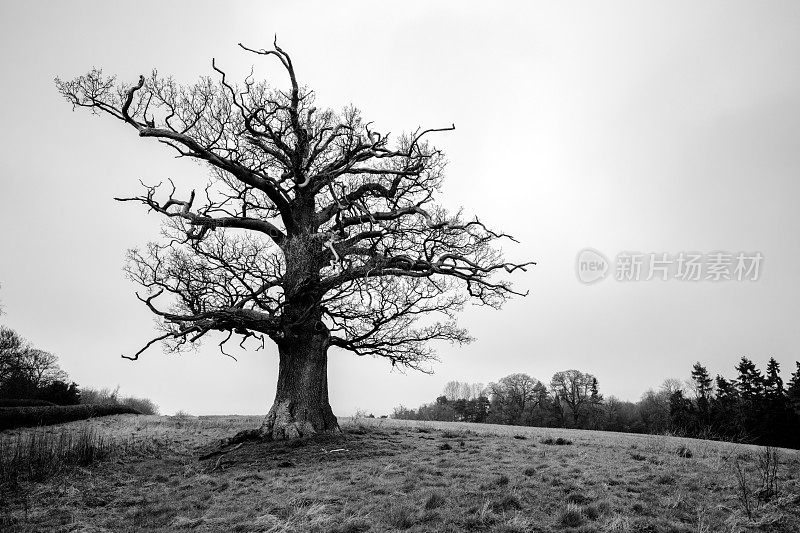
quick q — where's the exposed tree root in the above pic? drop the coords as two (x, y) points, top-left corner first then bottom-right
(198, 429), (264, 461)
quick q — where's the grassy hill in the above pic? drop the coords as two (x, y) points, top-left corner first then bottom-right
(1, 415), (799, 532)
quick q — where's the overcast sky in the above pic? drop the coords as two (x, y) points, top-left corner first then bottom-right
(1, 1), (799, 416)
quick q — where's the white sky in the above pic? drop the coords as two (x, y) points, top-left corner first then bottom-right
(1, 1), (799, 416)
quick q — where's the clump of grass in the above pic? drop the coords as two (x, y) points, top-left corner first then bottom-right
(676, 445), (693, 458)
(330, 518), (371, 533)
(566, 492), (591, 505)
(523, 466), (536, 476)
(496, 473), (510, 486)
(513, 434), (527, 440)
(492, 517), (532, 533)
(558, 503), (585, 527)
(385, 501), (417, 529)
(656, 473), (676, 485)
(424, 491), (446, 510)
(541, 436), (573, 446)
(491, 493), (522, 512)
(581, 500), (611, 521)
(630, 452), (647, 461)
(438, 442), (452, 450)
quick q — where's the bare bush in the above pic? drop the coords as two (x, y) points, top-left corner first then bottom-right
(79, 386), (119, 404)
(732, 457), (755, 520)
(120, 397), (159, 415)
(731, 445), (782, 520)
(756, 446), (780, 502)
(80, 386), (159, 415)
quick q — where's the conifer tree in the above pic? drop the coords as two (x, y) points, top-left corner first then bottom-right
(736, 357), (765, 401)
(691, 362), (713, 428)
(788, 362), (800, 411)
(764, 357), (785, 400)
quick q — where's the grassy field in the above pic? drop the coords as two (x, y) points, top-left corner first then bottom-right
(1, 415), (799, 532)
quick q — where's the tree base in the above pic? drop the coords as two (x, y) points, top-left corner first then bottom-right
(261, 399), (340, 441)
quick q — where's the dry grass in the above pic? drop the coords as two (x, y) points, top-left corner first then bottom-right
(1, 415), (799, 532)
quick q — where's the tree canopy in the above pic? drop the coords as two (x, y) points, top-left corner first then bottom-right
(56, 42), (532, 371)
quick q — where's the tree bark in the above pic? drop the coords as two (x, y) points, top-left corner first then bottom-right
(261, 325), (339, 440)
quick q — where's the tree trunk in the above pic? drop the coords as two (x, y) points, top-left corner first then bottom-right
(571, 406), (580, 427)
(261, 326), (339, 440)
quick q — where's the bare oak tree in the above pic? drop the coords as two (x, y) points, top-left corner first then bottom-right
(550, 369), (597, 426)
(56, 42), (532, 439)
(488, 373), (542, 425)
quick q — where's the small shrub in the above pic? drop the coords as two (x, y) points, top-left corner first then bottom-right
(630, 452), (647, 461)
(513, 434), (527, 440)
(438, 442), (452, 450)
(496, 473), (510, 486)
(523, 466), (536, 476)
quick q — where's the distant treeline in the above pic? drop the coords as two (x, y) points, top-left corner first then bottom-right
(392, 358), (800, 449)
(0, 326), (80, 405)
(0, 325), (158, 415)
